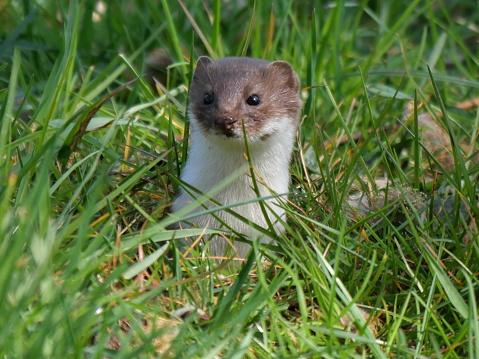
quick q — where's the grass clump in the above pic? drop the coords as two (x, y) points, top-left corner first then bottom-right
(0, 0), (478, 358)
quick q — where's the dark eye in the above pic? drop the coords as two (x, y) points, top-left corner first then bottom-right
(246, 94), (260, 106)
(203, 93), (214, 105)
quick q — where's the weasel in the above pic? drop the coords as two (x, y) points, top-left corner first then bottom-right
(172, 56), (302, 260)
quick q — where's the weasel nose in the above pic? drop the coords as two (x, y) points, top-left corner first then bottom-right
(214, 117), (237, 132)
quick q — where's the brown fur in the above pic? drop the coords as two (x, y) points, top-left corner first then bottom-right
(189, 56), (301, 139)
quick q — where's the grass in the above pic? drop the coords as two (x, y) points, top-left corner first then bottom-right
(1, 0), (478, 357)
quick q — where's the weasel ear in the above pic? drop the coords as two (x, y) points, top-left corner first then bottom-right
(196, 56), (213, 71)
(193, 56), (213, 82)
(266, 61), (300, 93)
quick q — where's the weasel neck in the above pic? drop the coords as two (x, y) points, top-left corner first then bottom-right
(182, 116), (296, 197)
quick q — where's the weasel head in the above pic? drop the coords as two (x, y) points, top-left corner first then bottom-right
(188, 56), (302, 143)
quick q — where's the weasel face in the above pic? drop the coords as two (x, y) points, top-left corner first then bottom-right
(188, 57), (302, 142)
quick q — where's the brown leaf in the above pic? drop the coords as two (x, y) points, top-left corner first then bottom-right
(69, 77), (139, 152)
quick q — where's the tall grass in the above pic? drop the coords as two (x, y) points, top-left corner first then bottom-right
(0, 0), (478, 357)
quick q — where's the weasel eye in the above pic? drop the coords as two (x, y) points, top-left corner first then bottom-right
(246, 94), (260, 106)
(203, 93), (214, 105)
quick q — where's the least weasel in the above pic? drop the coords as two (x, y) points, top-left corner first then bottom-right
(172, 56), (302, 260)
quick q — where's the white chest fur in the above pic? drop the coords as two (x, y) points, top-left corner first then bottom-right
(172, 115), (296, 259)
